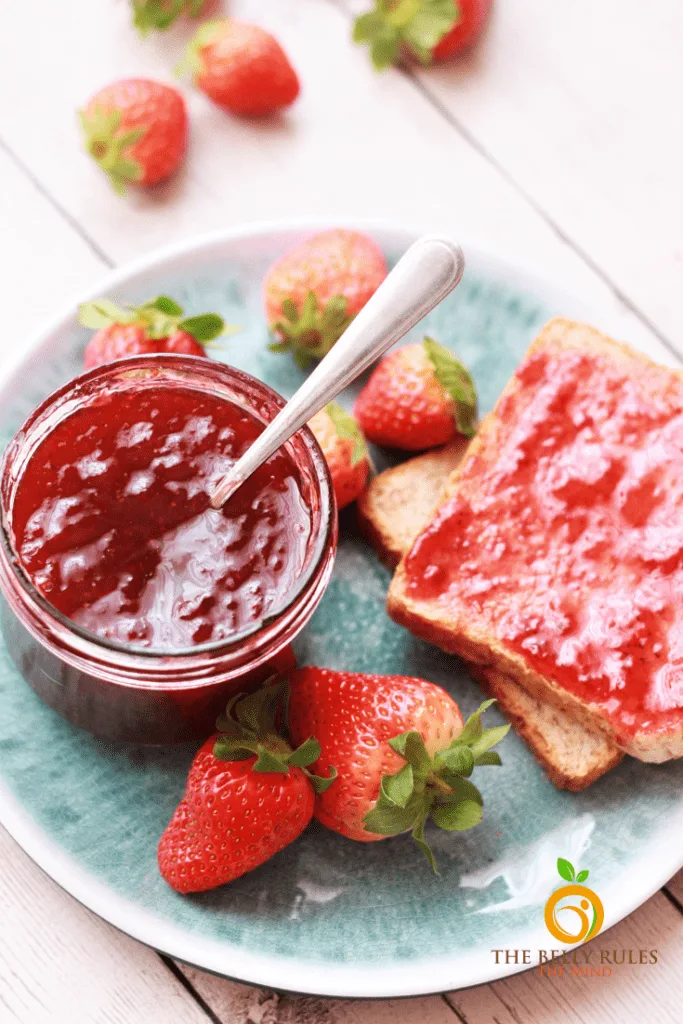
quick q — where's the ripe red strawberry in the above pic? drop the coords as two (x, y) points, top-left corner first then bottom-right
(158, 684), (335, 893)
(131, 0), (206, 36)
(354, 337), (477, 451)
(308, 404), (370, 511)
(179, 19), (300, 116)
(79, 79), (187, 195)
(288, 668), (508, 868)
(78, 294), (227, 370)
(264, 230), (388, 367)
(354, 0), (491, 69)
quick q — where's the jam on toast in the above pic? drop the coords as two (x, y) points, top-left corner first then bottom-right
(360, 436), (622, 789)
(389, 318), (683, 763)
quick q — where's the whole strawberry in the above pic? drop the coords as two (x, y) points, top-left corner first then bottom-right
(78, 295), (227, 369)
(131, 0), (206, 36)
(158, 684), (335, 893)
(178, 19), (300, 116)
(288, 668), (507, 868)
(354, 337), (477, 451)
(79, 79), (187, 195)
(308, 403), (370, 511)
(354, 0), (492, 70)
(264, 230), (388, 368)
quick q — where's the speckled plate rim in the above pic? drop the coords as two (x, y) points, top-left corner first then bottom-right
(0, 218), (681, 999)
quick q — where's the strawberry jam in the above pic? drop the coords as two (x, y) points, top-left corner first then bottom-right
(8, 377), (311, 650)
(403, 329), (683, 744)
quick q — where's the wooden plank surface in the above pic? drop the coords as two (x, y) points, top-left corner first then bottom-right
(342, 0), (683, 348)
(0, 1), (681, 1021)
(0, 0), (673, 362)
(0, 826), (212, 1024)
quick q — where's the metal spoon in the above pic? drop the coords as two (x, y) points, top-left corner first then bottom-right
(209, 234), (465, 509)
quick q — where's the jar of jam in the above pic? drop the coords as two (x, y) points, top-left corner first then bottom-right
(0, 356), (337, 744)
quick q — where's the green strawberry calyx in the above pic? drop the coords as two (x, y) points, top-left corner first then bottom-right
(175, 19), (226, 79)
(423, 336), (478, 437)
(363, 700), (509, 871)
(213, 682), (337, 795)
(353, 0), (460, 71)
(269, 292), (354, 369)
(77, 294), (231, 345)
(79, 107), (146, 197)
(131, 0), (206, 37)
(325, 402), (370, 467)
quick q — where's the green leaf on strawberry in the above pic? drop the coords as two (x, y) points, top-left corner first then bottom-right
(131, 0), (205, 37)
(363, 700), (508, 870)
(77, 294), (231, 346)
(353, 0), (460, 70)
(423, 336), (478, 437)
(213, 682), (336, 793)
(79, 107), (145, 196)
(431, 798), (483, 832)
(179, 313), (226, 342)
(325, 402), (369, 467)
(269, 291), (353, 368)
(176, 19), (224, 78)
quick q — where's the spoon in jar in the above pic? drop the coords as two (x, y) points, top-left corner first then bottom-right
(209, 234), (465, 510)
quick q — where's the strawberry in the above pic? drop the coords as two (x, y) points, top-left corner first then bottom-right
(288, 668), (508, 868)
(79, 79), (187, 195)
(354, 337), (477, 451)
(308, 404), (370, 511)
(353, 0), (492, 70)
(264, 230), (388, 368)
(178, 19), (300, 116)
(78, 295), (227, 370)
(131, 0), (206, 36)
(158, 683), (335, 893)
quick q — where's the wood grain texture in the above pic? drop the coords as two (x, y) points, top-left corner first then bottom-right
(447, 892), (683, 1024)
(343, 0), (683, 348)
(0, 0), (675, 367)
(667, 871), (683, 907)
(0, 144), (107, 384)
(181, 967), (463, 1024)
(0, 826), (213, 1024)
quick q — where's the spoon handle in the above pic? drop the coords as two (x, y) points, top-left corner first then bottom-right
(210, 234), (465, 509)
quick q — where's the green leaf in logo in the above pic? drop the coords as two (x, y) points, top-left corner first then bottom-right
(576, 869), (590, 883)
(557, 857), (575, 882)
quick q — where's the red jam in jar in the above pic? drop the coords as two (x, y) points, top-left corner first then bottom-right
(10, 385), (310, 650)
(403, 334), (683, 744)
(0, 357), (336, 744)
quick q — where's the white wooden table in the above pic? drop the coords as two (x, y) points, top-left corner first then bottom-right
(1, 1), (682, 1020)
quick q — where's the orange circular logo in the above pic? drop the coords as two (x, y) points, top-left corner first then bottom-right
(544, 882), (604, 943)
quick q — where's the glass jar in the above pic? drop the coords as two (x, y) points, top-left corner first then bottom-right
(0, 356), (337, 744)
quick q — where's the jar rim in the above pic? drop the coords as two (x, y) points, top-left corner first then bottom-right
(0, 354), (335, 661)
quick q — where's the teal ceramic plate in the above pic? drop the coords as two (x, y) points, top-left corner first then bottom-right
(0, 221), (681, 999)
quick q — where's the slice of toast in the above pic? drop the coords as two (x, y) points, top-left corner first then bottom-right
(388, 318), (683, 764)
(472, 668), (622, 790)
(360, 442), (622, 789)
(357, 440), (469, 569)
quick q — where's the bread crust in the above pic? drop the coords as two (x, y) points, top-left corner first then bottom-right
(388, 318), (683, 764)
(471, 667), (623, 790)
(356, 440), (468, 569)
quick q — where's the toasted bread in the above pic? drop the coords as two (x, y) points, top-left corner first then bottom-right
(360, 439), (622, 789)
(389, 318), (683, 764)
(471, 668), (622, 790)
(357, 440), (469, 569)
